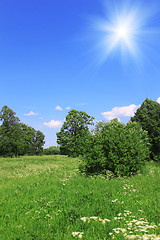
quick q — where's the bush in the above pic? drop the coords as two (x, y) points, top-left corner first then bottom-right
(43, 146), (60, 155)
(81, 119), (150, 177)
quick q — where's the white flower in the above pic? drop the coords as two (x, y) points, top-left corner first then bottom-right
(72, 232), (80, 237)
(126, 235), (141, 239)
(90, 216), (98, 220)
(104, 218), (111, 222)
(112, 199), (118, 203)
(80, 217), (87, 222)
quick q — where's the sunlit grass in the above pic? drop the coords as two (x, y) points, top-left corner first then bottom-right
(0, 156), (160, 239)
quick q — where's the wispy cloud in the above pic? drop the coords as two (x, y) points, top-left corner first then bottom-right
(44, 120), (62, 128)
(157, 97), (160, 104)
(66, 107), (71, 110)
(56, 106), (63, 111)
(102, 104), (140, 121)
(74, 103), (87, 107)
(24, 111), (38, 116)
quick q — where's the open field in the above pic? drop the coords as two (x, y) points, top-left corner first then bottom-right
(0, 155), (160, 239)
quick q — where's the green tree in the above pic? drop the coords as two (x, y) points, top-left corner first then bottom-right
(0, 106), (45, 156)
(43, 146), (60, 155)
(131, 98), (160, 161)
(57, 109), (94, 157)
(0, 106), (22, 156)
(81, 119), (150, 176)
(19, 123), (45, 155)
(32, 130), (45, 155)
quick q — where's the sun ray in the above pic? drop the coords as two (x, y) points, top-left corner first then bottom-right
(83, 0), (160, 66)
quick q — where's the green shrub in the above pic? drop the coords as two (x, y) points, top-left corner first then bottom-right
(43, 146), (60, 155)
(81, 119), (150, 177)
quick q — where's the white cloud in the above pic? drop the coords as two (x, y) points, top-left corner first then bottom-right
(44, 120), (62, 128)
(24, 111), (38, 116)
(102, 104), (140, 121)
(157, 97), (160, 104)
(66, 107), (71, 110)
(56, 106), (63, 111)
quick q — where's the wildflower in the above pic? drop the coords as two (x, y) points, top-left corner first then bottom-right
(104, 218), (111, 222)
(25, 211), (30, 215)
(80, 217), (87, 222)
(113, 228), (126, 234)
(112, 199), (118, 203)
(72, 232), (79, 236)
(79, 234), (83, 239)
(126, 235), (141, 239)
(45, 214), (52, 218)
(113, 229), (120, 234)
(72, 232), (83, 237)
(90, 216), (98, 220)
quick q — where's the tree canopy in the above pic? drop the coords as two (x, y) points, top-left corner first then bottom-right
(57, 109), (94, 157)
(0, 106), (45, 157)
(131, 98), (160, 161)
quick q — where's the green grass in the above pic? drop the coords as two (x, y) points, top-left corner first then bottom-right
(0, 155), (160, 239)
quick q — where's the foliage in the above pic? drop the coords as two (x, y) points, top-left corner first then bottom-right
(0, 106), (45, 156)
(57, 109), (94, 157)
(81, 119), (150, 176)
(43, 146), (61, 155)
(131, 98), (160, 161)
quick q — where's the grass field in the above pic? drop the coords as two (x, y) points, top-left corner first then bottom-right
(0, 155), (160, 239)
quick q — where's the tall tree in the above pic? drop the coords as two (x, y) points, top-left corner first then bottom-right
(0, 106), (45, 156)
(131, 98), (160, 161)
(57, 109), (94, 157)
(0, 106), (21, 156)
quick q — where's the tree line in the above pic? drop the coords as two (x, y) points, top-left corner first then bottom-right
(0, 106), (45, 157)
(1, 98), (159, 176)
(57, 98), (160, 176)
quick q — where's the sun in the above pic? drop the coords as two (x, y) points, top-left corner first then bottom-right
(115, 24), (130, 40)
(82, 0), (160, 67)
(85, 1), (155, 63)
(104, 14), (138, 55)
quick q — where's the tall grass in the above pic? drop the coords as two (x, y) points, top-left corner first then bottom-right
(0, 156), (160, 239)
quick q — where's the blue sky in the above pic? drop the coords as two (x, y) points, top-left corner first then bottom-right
(1, 0), (160, 148)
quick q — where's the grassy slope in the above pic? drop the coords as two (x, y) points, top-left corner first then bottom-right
(0, 155), (160, 240)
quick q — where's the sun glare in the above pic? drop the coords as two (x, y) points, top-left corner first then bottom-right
(103, 15), (138, 55)
(85, 0), (159, 65)
(115, 25), (130, 40)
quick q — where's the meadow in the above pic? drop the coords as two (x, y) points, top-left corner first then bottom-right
(0, 155), (160, 240)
